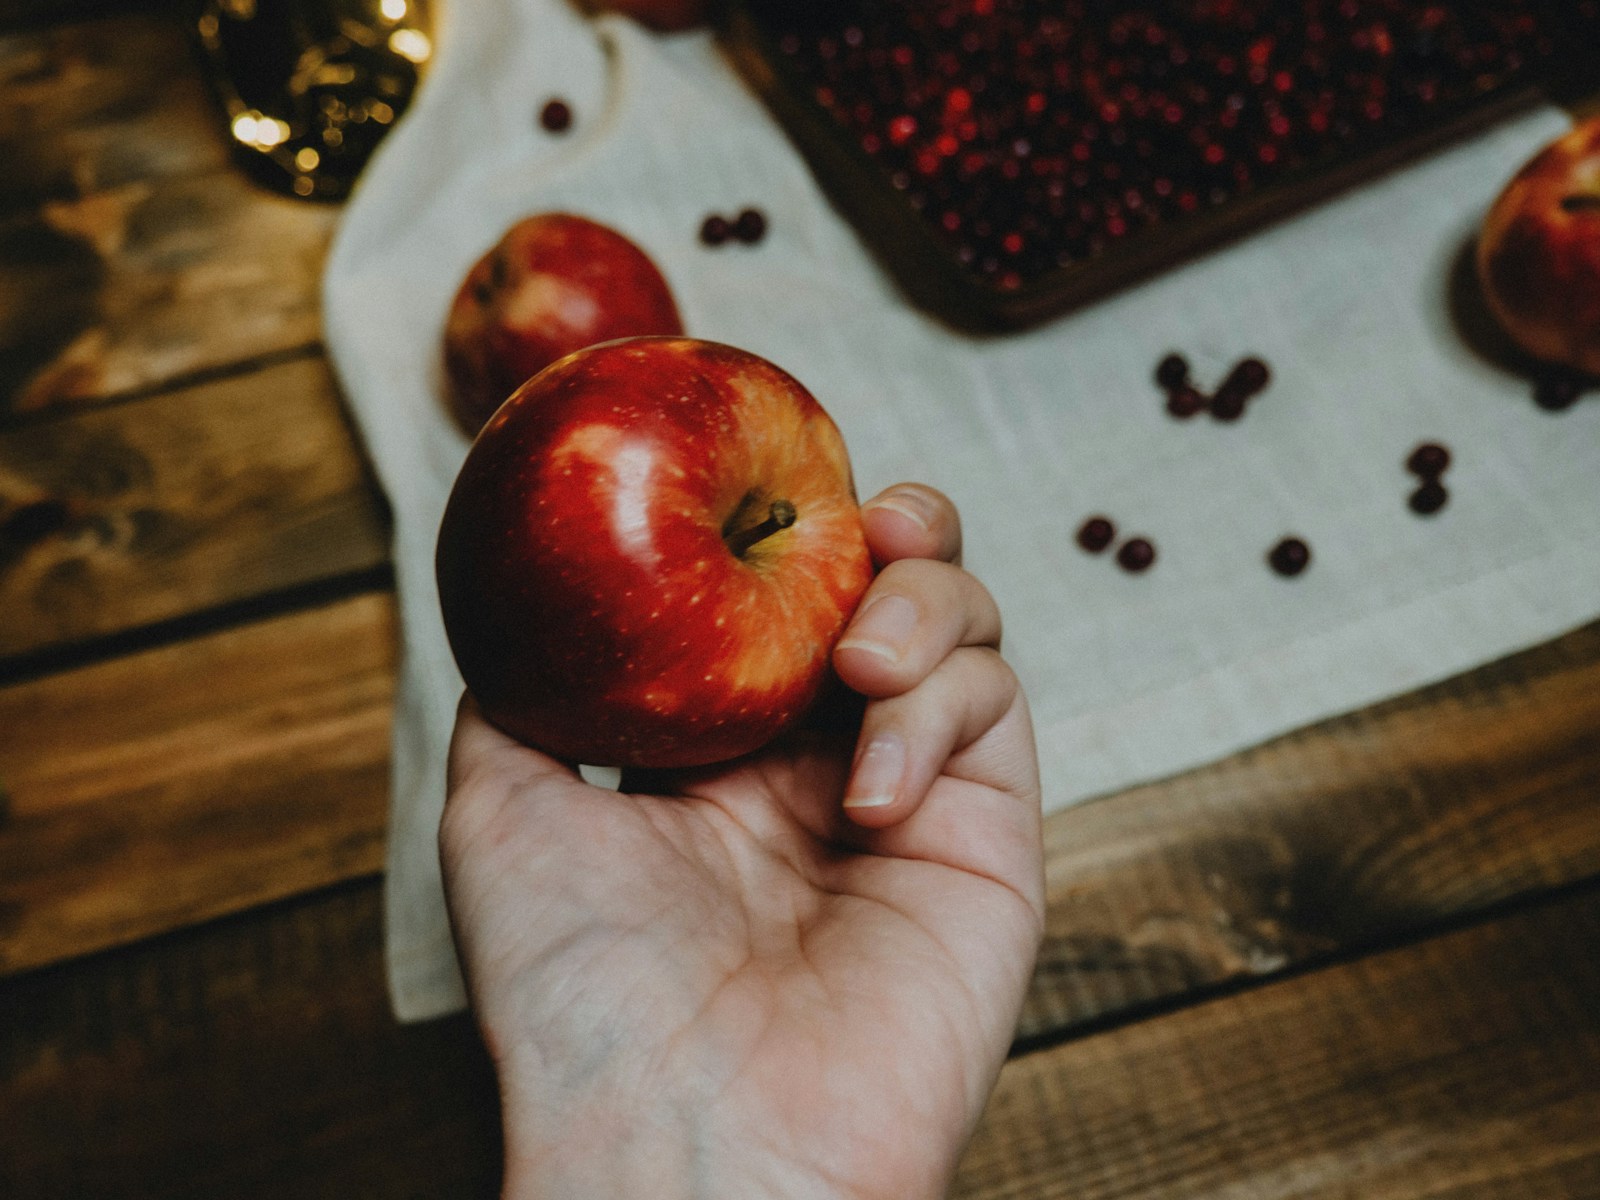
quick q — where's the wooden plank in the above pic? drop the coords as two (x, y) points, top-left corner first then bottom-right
(954, 886), (1600, 1199)
(0, 353), (391, 664)
(4, 869), (1598, 1198)
(3, 584), (1596, 1007)
(0, 12), (225, 216)
(1018, 618), (1600, 1044)
(0, 591), (396, 976)
(0, 881), (504, 1200)
(0, 1), (153, 37)
(0, 12), (339, 418)
(0, 163), (337, 419)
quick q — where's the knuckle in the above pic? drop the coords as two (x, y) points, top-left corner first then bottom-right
(957, 645), (1020, 701)
(872, 555), (949, 595)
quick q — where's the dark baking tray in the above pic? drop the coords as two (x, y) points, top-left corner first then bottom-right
(721, 0), (1599, 332)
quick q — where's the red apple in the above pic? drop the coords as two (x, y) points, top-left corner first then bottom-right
(1477, 117), (1600, 377)
(443, 213), (684, 435)
(573, 0), (706, 32)
(435, 336), (874, 768)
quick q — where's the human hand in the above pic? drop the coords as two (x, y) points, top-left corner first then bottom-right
(440, 483), (1043, 1200)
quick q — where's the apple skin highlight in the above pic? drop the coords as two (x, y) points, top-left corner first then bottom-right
(436, 337), (874, 769)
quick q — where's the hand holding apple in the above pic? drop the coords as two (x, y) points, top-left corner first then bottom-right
(1477, 116), (1600, 377)
(443, 213), (684, 435)
(435, 336), (873, 768)
(439, 478), (1041, 1200)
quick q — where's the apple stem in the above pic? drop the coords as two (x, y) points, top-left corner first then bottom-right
(725, 498), (797, 557)
(1561, 194), (1600, 213)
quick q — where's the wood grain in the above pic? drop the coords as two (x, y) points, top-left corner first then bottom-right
(0, 165), (337, 418)
(955, 885), (1600, 1199)
(0, 12), (224, 217)
(5, 873), (1598, 1198)
(1, 9), (340, 416)
(0, 353), (391, 664)
(0, 881), (503, 1200)
(1018, 619), (1600, 1043)
(0, 0), (150, 37)
(0, 13), (345, 419)
(2, 594), (1596, 1012)
(0, 591), (396, 976)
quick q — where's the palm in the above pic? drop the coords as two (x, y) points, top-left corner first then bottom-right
(444, 722), (1040, 1199)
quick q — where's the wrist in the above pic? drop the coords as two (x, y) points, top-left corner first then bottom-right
(499, 1089), (942, 1200)
(501, 1088), (724, 1200)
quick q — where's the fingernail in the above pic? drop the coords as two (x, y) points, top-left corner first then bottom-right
(835, 593), (919, 664)
(865, 488), (934, 530)
(844, 733), (905, 809)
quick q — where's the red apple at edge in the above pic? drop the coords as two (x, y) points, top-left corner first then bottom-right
(1477, 116), (1600, 377)
(443, 213), (684, 435)
(435, 337), (874, 769)
(574, 0), (706, 32)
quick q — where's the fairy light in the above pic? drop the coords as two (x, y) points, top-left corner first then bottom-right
(231, 110), (290, 149)
(255, 116), (288, 146)
(388, 27), (432, 63)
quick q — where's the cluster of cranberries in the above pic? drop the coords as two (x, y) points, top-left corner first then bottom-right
(762, 0), (1585, 296)
(1077, 516), (1311, 578)
(700, 208), (769, 246)
(1076, 347), (1312, 577)
(1156, 351), (1271, 420)
(1405, 440), (1451, 515)
(1076, 514), (1155, 573)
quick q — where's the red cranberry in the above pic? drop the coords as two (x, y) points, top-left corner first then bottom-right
(1405, 442), (1451, 477)
(733, 208), (769, 244)
(1209, 389), (1246, 421)
(1224, 356), (1271, 396)
(700, 214), (732, 246)
(539, 98), (573, 133)
(1267, 536), (1311, 576)
(1076, 515), (1115, 553)
(1116, 536), (1156, 572)
(1155, 352), (1189, 390)
(757, 0), (1568, 299)
(1533, 374), (1585, 412)
(1165, 384), (1207, 418)
(1408, 480), (1449, 516)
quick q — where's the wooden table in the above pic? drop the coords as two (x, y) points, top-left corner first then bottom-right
(4, 5), (1599, 1196)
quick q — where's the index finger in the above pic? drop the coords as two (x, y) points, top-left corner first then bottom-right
(860, 482), (962, 568)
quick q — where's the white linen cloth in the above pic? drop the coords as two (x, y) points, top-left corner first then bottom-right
(322, 0), (1600, 1022)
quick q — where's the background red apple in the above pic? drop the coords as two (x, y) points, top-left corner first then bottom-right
(1477, 117), (1600, 377)
(435, 337), (874, 768)
(572, 0), (707, 32)
(443, 213), (684, 435)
